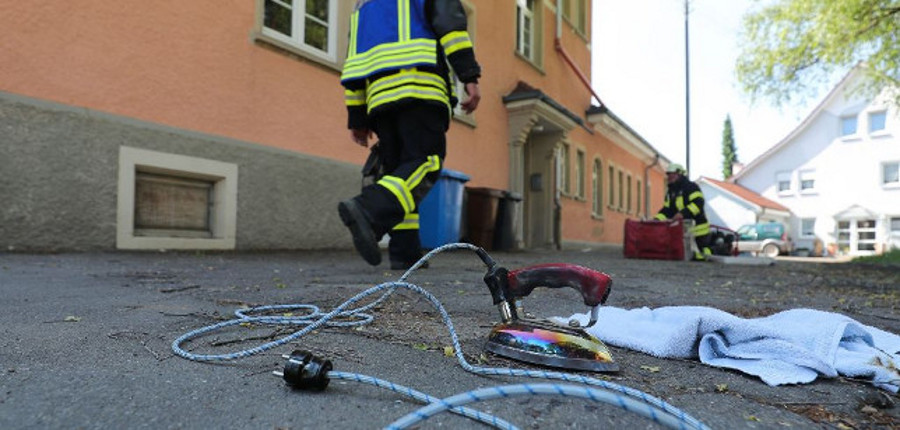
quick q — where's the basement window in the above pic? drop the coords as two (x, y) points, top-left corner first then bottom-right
(117, 147), (237, 250)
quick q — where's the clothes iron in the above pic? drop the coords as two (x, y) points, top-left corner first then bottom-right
(482, 263), (618, 372)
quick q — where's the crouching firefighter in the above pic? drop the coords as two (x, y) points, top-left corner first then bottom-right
(337, 0), (482, 269)
(655, 164), (712, 260)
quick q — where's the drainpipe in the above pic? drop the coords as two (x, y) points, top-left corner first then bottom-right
(555, 0), (603, 107)
(643, 154), (660, 219)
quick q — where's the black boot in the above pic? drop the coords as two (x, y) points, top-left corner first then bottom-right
(338, 199), (382, 266)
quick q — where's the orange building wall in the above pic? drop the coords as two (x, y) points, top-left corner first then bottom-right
(1, 0), (668, 248)
(1, 1), (362, 164)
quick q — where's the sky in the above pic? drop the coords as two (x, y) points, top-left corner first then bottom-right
(590, 0), (818, 181)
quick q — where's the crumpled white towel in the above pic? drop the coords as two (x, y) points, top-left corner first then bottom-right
(555, 307), (900, 392)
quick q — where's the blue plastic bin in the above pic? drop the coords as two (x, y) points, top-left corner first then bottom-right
(419, 169), (470, 249)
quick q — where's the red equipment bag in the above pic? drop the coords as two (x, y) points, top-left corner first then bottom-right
(623, 219), (685, 260)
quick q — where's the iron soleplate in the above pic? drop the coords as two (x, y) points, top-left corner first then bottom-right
(485, 319), (618, 372)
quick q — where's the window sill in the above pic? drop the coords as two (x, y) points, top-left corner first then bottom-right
(840, 135), (862, 142)
(252, 31), (341, 72)
(882, 182), (900, 190)
(591, 213), (604, 220)
(514, 51), (545, 74)
(871, 131), (892, 139)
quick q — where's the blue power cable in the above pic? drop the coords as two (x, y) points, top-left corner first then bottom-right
(173, 243), (710, 430)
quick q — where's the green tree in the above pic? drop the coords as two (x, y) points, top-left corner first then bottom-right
(721, 115), (738, 179)
(736, 0), (900, 108)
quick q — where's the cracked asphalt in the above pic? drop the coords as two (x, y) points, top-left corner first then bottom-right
(1, 247), (898, 429)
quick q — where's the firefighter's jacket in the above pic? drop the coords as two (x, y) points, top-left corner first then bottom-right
(341, 0), (481, 129)
(655, 176), (711, 237)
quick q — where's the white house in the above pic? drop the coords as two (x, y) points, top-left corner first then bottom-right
(730, 67), (900, 256)
(697, 177), (791, 231)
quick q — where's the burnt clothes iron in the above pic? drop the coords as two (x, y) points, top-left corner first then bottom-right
(482, 263), (618, 372)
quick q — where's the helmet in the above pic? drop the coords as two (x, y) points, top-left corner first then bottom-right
(666, 163), (685, 174)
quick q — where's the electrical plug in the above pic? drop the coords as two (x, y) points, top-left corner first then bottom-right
(273, 350), (332, 391)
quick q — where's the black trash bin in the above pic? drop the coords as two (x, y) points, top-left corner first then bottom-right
(493, 191), (522, 251)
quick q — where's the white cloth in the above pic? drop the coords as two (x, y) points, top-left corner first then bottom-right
(555, 306), (900, 392)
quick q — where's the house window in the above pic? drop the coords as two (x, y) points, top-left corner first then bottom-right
(592, 159), (602, 216)
(626, 174), (633, 213)
(891, 217), (900, 233)
(557, 144), (570, 194)
(617, 170), (624, 210)
(607, 165), (615, 207)
(516, 0), (536, 61)
(575, 149), (585, 198)
(840, 115), (857, 137)
(776, 171), (791, 194)
(883, 162), (899, 187)
(560, 0), (586, 34)
(262, 0), (338, 61)
(636, 179), (642, 216)
(869, 111), (887, 133)
(799, 170), (816, 193)
(858, 220), (877, 252)
(800, 218), (815, 238)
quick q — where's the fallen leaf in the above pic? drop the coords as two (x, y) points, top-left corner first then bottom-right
(715, 384), (728, 392)
(746, 415), (760, 422)
(413, 343), (429, 351)
(640, 365), (660, 373)
(443, 346), (455, 357)
(64, 316), (81, 322)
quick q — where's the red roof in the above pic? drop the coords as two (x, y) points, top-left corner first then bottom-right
(700, 177), (791, 212)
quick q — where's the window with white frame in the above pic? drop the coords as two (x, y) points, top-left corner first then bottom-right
(776, 171), (791, 194)
(607, 165), (615, 207)
(884, 161), (900, 187)
(626, 174), (633, 213)
(262, 0), (338, 61)
(592, 159), (602, 216)
(575, 149), (585, 198)
(617, 169), (624, 210)
(891, 217), (900, 233)
(869, 111), (887, 133)
(799, 170), (816, 193)
(800, 218), (815, 238)
(558, 144), (570, 194)
(516, 0), (537, 63)
(840, 115), (858, 137)
(636, 179), (642, 216)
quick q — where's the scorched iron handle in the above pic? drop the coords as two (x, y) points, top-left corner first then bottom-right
(506, 263), (612, 327)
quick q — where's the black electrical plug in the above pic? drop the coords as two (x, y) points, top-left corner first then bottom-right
(273, 350), (332, 391)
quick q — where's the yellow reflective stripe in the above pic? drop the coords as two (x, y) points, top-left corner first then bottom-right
(693, 222), (710, 236)
(397, 0), (410, 41)
(368, 86), (450, 111)
(368, 69), (445, 96)
(687, 202), (701, 215)
(378, 175), (414, 214)
(675, 196), (685, 211)
(392, 213), (419, 230)
(688, 191), (703, 201)
(654, 213), (667, 221)
(342, 40), (437, 80)
(348, 11), (358, 55)
(440, 31), (473, 56)
(406, 155), (441, 190)
(345, 89), (366, 106)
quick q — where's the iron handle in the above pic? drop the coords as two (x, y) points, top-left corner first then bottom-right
(506, 263), (612, 307)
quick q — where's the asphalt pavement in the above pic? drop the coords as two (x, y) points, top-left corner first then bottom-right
(1, 246), (898, 429)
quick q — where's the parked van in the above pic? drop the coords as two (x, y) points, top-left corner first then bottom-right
(736, 222), (792, 257)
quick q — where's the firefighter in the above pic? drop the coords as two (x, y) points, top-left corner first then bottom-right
(337, 0), (482, 269)
(655, 163), (712, 260)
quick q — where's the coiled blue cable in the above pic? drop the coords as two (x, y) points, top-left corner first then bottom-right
(173, 243), (710, 430)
